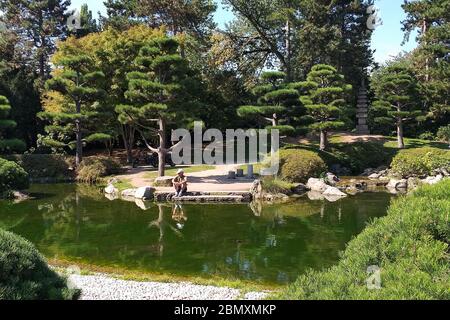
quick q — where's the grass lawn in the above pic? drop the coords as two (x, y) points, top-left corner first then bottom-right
(144, 165), (216, 179)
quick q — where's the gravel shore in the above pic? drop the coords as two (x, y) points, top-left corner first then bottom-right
(68, 274), (268, 300)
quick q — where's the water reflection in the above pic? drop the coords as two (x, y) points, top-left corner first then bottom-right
(0, 184), (392, 284)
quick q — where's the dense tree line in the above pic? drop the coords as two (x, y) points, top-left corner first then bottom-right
(0, 0), (447, 164)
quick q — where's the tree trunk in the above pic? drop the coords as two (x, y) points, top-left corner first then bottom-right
(75, 101), (82, 166)
(397, 118), (405, 149)
(158, 118), (167, 177)
(319, 130), (328, 151)
(272, 114), (278, 127)
(121, 125), (134, 164)
(285, 20), (292, 82)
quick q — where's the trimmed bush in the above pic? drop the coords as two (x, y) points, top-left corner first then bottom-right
(0, 229), (79, 300)
(261, 177), (294, 195)
(0, 158), (29, 196)
(390, 147), (450, 177)
(321, 142), (395, 174)
(77, 156), (123, 184)
(276, 180), (450, 300)
(437, 125), (450, 144)
(6, 154), (73, 181)
(278, 149), (327, 183)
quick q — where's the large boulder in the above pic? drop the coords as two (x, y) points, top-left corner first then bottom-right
(306, 178), (329, 193)
(291, 183), (308, 195)
(134, 186), (155, 200)
(323, 186), (347, 197)
(154, 176), (174, 187)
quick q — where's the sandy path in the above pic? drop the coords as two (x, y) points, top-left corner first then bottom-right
(115, 164), (255, 192)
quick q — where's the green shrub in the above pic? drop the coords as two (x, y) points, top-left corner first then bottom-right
(6, 154), (73, 180)
(0, 229), (79, 300)
(321, 142), (395, 174)
(276, 180), (450, 300)
(0, 158), (29, 196)
(436, 125), (450, 144)
(278, 149), (327, 183)
(77, 156), (123, 184)
(390, 147), (450, 177)
(261, 177), (294, 195)
(418, 132), (435, 141)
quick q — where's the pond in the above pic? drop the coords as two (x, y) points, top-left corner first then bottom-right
(0, 184), (392, 286)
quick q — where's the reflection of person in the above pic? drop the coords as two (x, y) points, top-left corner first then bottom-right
(172, 204), (187, 229)
(172, 169), (188, 197)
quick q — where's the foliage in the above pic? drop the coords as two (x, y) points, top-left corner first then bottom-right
(261, 177), (294, 195)
(296, 64), (352, 150)
(276, 180), (450, 300)
(76, 156), (123, 184)
(6, 154), (73, 180)
(237, 71), (303, 135)
(277, 149), (327, 183)
(371, 63), (423, 148)
(39, 37), (106, 166)
(0, 158), (29, 196)
(0, 228), (79, 300)
(436, 125), (450, 144)
(0, 95), (26, 153)
(117, 36), (204, 176)
(390, 147), (450, 177)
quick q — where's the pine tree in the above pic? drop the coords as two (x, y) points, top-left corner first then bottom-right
(297, 64), (352, 151)
(402, 0), (449, 132)
(0, 95), (26, 153)
(237, 71), (302, 136)
(116, 37), (202, 177)
(371, 64), (423, 149)
(39, 47), (105, 166)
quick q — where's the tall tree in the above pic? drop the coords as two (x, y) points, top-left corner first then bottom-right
(298, 64), (352, 151)
(0, 95), (26, 153)
(237, 71), (303, 135)
(39, 39), (106, 166)
(402, 0), (449, 132)
(371, 64), (423, 149)
(0, 0), (70, 85)
(116, 37), (202, 176)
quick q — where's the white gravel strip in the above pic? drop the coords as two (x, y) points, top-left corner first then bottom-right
(68, 274), (268, 301)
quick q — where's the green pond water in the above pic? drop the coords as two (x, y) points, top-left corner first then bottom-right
(0, 184), (392, 285)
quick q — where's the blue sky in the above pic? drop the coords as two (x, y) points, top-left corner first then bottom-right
(70, 0), (417, 64)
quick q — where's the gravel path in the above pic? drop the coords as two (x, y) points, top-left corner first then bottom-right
(68, 274), (268, 300)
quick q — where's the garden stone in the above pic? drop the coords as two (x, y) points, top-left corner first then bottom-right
(368, 173), (381, 180)
(386, 179), (408, 191)
(307, 191), (325, 201)
(250, 180), (263, 199)
(407, 177), (422, 191)
(104, 193), (119, 201)
(13, 191), (30, 202)
(135, 186), (155, 200)
(325, 172), (340, 186)
(121, 188), (137, 198)
(422, 174), (443, 185)
(323, 186), (347, 197)
(104, 184), (118, 195)
(306, 178), (329, 193)
(154, 176), (174, 187)
(135, 199), (152, 210)
(291, 183), (308, 195)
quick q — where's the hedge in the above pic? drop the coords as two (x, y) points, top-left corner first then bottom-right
(276, 179), (450, 300)
(0, 229), (79, 300)
(390, 147), (450, 177)
(0, 158), (29, 196)
(278, 149), (327, 183)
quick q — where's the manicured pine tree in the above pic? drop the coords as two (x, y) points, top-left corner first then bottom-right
(237, 71), (303, 136)
(39, 52), (105, 166)
(0, 95), (26, 153)
(371, 64), (423, 149)
(116, 37), (202, 177)
(296, 64), (352, 151)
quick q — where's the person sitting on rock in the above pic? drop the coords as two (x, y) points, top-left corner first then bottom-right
(172, 169), (188, 197)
